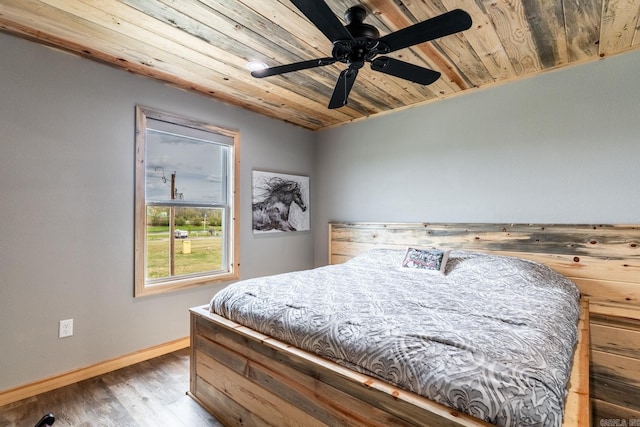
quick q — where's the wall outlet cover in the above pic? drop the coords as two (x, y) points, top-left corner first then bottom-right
(59, 319), (73, 338)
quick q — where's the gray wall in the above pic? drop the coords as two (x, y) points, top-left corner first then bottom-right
(0, 34), (315, 391)
(314, 49), (640, 266)
(2, 29), (639, 393)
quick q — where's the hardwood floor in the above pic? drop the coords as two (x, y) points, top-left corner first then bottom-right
(0, 348), (223, 426)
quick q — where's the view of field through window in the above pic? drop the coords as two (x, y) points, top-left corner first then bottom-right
(146, 207), (224, 280)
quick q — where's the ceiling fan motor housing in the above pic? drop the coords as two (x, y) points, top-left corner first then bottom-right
(333, 6), (387, 66)
(344, 6), (379, 39)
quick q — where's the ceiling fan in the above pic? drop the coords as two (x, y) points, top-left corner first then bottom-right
(251, 1), (472, 109)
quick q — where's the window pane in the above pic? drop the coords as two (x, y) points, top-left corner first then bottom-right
(135, 106), (239, 297)
(145, 129), (228, 204)
(145, 206), (225, 282)
(146, 206), (170, 280)
(172, 207), (224, 276)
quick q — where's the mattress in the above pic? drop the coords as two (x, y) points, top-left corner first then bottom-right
(210, 249), (581, 426)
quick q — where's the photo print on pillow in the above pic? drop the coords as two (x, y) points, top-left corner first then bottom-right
(401, 247), (450, 274)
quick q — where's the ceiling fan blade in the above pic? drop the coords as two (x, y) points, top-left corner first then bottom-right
(370, 57), (441, 85)
(251, 57), (336, 78)
(378, 9), (472, 53)
(328, 67), (359, 109)
(290, 0), (354, 42)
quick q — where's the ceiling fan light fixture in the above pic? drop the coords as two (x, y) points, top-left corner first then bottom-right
(246, 61), (268, 72)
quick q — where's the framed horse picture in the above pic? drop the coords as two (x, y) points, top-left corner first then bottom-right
(252, 170), (310, 233)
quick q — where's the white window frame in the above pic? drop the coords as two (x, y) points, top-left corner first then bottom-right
(134, 105), (239, 297)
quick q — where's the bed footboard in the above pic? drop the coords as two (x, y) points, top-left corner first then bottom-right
(189, 301), (589, 427)
(189, 305), (492, 426)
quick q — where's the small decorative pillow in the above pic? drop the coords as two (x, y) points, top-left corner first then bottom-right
(401, 247), (450, 274)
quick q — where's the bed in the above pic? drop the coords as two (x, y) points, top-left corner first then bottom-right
(190, 222), (594, 426)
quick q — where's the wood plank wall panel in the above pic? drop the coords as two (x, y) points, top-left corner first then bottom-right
(592, 399), (640, 425)
(591, 314), (640, 417)
(329, 222), (640, 426)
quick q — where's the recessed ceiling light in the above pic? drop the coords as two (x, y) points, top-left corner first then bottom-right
(246, 61), (268, 72)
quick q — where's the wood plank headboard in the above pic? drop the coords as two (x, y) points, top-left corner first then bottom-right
(329, 222), (640, 422)
(329, 222), (640, 314)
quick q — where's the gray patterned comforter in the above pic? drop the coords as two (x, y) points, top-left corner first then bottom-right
(210, 249), (581, 426)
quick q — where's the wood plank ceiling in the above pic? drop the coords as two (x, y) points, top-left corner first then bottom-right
(1, 0), (639, 130)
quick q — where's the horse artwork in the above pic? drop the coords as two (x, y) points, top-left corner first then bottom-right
(252, 171), (309, 233)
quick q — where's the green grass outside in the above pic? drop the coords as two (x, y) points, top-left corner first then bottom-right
(146, 227), (223, 279)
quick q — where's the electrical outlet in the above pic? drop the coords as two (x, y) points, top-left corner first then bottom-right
(59, 319), (73, 338)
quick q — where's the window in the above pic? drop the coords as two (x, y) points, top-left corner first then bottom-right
(135, 106), (239, 297)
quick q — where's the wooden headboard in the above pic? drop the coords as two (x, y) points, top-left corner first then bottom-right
(329, 222), (639, 309)
(329, 222), (640, 422)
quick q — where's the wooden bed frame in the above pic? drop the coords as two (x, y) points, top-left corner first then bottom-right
(188, 222), (631, 426)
